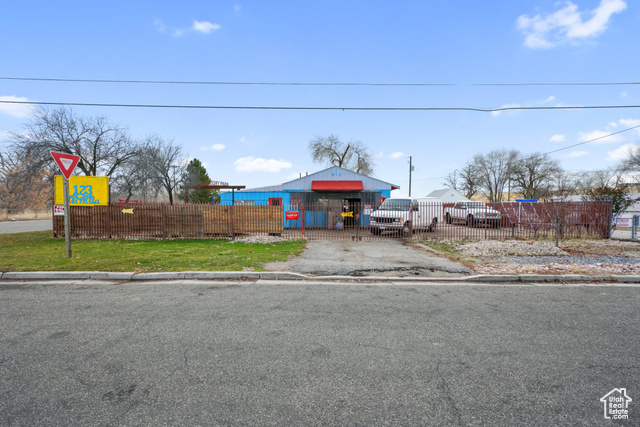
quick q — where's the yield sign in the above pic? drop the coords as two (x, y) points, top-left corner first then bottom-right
(50, 151), (81, 180)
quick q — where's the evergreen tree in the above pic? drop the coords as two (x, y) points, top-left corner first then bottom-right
(181, 159), (217, 203)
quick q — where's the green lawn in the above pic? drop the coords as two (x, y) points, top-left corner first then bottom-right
(0, 231), (305, 272)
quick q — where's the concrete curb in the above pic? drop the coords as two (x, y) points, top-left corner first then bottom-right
(1, 271), (134, 280)
(182, 271), (308, 280)
(1, 271), (639, 283)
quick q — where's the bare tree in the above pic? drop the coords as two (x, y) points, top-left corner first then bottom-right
(511, 153), (563, 200)
(139, 136), (186, 205)
(443, 170), (459, 191)
(9, 107), (138, 178)
(309, 135), (374, 175)
(110, 147), (161, 203)
(623, 143), (640, 171)
(473, 149), (520, 202)
(443, 161), (482, 199)
(0, 147), (51, 209)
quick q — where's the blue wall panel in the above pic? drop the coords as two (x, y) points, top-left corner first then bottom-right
(219, 190), (389, 228)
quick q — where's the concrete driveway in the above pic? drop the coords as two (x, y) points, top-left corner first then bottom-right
(264, 239), (473, 277)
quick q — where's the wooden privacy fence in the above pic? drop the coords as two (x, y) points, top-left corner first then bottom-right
(53, 203), (283, 239)
(53, 200), (612, 241)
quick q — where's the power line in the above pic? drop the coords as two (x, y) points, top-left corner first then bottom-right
(1, 99), (640, 112)
(410, 124), (640, 183)
(543, 124), (640, 156)
(2, 76), (640, 87)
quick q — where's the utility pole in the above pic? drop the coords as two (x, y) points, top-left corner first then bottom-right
(408, 156), (413, 197)
(170, 165), (177, 204)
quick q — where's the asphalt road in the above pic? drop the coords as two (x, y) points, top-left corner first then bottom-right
(1, 281), (638, 426)
(0, 220), (52, 234)
(264, 240), (473, 277)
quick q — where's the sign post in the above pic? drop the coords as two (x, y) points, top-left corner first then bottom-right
(50, 151), (81, 259)
(63, 177), (71, 258)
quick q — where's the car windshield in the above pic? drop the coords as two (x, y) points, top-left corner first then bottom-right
(378, 199), (411, 211)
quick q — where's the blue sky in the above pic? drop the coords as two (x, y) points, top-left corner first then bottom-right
(1, 0), (639, 196)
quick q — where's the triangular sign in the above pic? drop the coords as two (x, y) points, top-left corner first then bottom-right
(50, 151), (81, 180)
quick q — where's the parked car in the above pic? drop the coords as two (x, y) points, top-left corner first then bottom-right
(444, 201), (502, 228)
(369, 197), (442, 235)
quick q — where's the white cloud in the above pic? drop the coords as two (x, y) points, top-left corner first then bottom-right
(517, 0), (627, 49)
(491, 104), (521, 117)
(389, 151), (404, 159)
(234, 4), (242, 12)
(193, 20), (221, 34)
(575, 118), (640, 147)
(154, 18), (167, 33)
(559, 150), (589, 158)
(542, 96), (556, 104)
(620, 92), (629, 98)
(155, 19), (220, 37)
(619, 118), (640, 128)
(234, 157), (292, 173)
(607, 143), (637, 161)
(200, 144), (225, 151)
(0, 96), (34, 118)
(239, 137), (246, 143)
(374, 151), (385, 159)
(549, 134), (565, 143)
(578, 129), (622, 144)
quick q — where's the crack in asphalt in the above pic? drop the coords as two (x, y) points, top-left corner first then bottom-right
(435, 361), (465, 426)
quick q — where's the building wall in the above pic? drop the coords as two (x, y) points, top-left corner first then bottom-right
(219, 191), (293, 206)
(219, 189), (392, 228)
(220, 189), (391, 206)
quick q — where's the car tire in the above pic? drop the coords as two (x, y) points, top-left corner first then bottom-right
(467, 215), (475, 227)
(403, 221), (412, 236)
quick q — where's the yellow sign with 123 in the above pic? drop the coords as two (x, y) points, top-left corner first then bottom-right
(54, 175), (109, 206)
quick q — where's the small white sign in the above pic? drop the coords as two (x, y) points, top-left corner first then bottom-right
(616, 218), (632, 227)
(54, 205), (65, 216)
(60, 158), (73, 170)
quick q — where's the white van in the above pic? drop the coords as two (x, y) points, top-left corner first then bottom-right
(369, 197), (443, 235)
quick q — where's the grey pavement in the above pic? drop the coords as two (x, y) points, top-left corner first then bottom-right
(264, 239), (473, 277)
(1, 280), (639, 426)
(611, 228), (635, 240)
(0, 219), (52, 234)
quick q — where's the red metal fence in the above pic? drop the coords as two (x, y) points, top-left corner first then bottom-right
(53, 201), (612, 241)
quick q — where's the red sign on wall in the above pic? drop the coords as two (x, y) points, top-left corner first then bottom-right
(286, 211), (299, 220)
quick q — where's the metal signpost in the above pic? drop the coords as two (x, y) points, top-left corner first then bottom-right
(50, 151), (81, 258)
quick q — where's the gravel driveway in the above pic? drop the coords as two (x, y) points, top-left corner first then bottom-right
(263, 239), (473, 277)
(444, 239), (640, 275)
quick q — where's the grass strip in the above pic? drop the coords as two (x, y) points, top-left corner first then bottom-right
(0, 231), (305, 272)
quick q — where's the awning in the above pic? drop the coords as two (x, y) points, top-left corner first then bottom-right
(311, 180), (364, 191)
